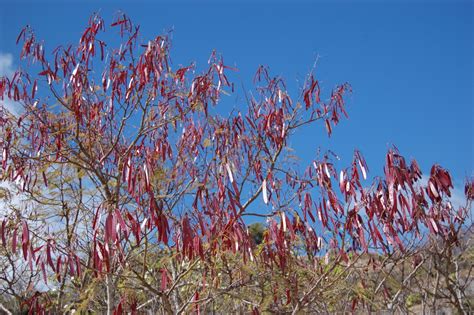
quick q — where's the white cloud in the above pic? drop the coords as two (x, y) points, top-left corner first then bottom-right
(418, 174), (472, 219)
(1, 99), (21, 117)
(0, 53), (14, 77)
(0, 52), (22, 116)
(0, 53), (23, 215)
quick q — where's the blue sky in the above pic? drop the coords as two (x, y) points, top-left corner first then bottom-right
(0, 0), (472, 189)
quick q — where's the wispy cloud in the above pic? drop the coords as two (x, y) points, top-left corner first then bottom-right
(0, 53), (24, 216)
(418, 174), (472, 218)
(0, 52), (22, 116)
(0, 53), (14, 77)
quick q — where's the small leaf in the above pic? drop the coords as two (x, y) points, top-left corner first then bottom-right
(22, 221), (29, 260)
(161, 268), (168, 291)
(262, 179), (268, 204)
(203, 138), (212, 147)
(226, 163), (234, 183)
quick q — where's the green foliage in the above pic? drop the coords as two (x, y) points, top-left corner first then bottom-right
(248, 222), (265, 245)
(406, 293), (422, 308)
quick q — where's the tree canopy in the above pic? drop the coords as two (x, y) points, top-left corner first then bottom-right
(0, 13), (472, 314)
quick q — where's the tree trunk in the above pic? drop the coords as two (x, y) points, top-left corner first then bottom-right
(106, 273), (115, 315)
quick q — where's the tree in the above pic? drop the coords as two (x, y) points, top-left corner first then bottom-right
(248, 223), (265, 245)
(0, 13), (472, 314)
